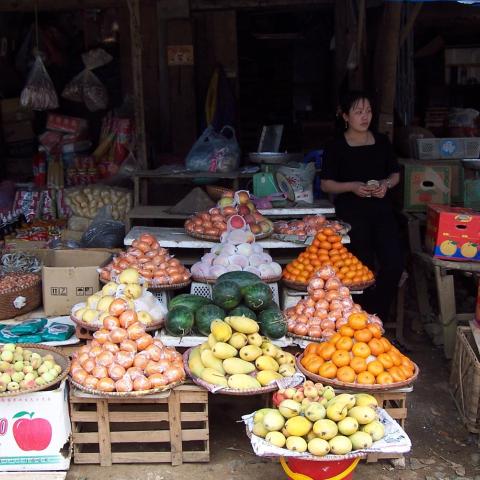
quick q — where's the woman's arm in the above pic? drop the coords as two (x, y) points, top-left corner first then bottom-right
(321, 179), (373, 198)
(370, 172), (400, 198)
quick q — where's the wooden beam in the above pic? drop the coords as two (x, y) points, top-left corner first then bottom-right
(399, 2), (422, 47)
(0, 0), (122, 11)
(334, 0), (348, 104)
(191, 0), (332, 10)
(128, 0), (148, 170)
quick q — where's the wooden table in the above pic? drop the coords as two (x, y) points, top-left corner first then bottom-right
(413, 252), (480, 358)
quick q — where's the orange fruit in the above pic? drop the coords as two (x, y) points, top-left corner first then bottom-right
(336, 336), (354, 352)
(322, 228), (335, 236)
(367, 324), (383, 339)
(318, 361), (337, 379)
(388, 366), (406, 382)
(338, 325), (355, 338)
(350, 356), (367, 374)
(354, 328), (373, 343)
(351, 342), (371, 359)
(400, 365), (414, 379)
(379, 337), (392, 352)
(388, 350), (403, 367)
(376, 371), (394, 385)
(368, 338), (385, 356)
(304, 356), (325, 374)
(329, 333), (342, 345)
(367, 360), (384, 377)
(337, 366), (356, 383)
(401, 355), (414, 369)
(304, 343), (318, 356)
(348, 313), (368, 330)
(331, 350), (351, 368)
(377, 353), (394, 369)
(357, 371), (376, 385)
(319, 343), (336, 361)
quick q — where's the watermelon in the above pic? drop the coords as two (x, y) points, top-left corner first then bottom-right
(242, 282), (272, 311)
(195, 304), (225, 336)
(168, 294), (211, 313)
(165, 306), (194, 336)
(212, 280), (242, 310)
(229, 304), (257, 321)
(216, 271), (261, 291)
(258, 307), (287, 339)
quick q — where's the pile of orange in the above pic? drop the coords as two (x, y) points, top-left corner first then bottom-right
(300, 312), (416, 386)
(282, 228), (374, 288)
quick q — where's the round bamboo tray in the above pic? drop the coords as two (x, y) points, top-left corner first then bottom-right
(185, 228), (272, 242)
(69, 378), (184, 397)
(286, 332), (326, 343)
(0, 344), (70, 397)
(70, 314), (164, 333)
(0, 274), (41, 320)
(282, 278), (375, 293)
(206, 185), (234, 201)
(184, 348), (281, 396)
(191, 273), (282, 285)
(296, 353), (420, 391)
(99, 276), (191, 290)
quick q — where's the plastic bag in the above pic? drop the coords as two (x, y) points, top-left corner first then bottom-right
(185, 125), (240, 173)
(20, 55), (59, 110)
(277, 162), (316, 203)
(62, 48), (112, 112)
(80, 206), (125, 248)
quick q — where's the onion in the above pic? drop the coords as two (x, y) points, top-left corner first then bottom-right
(97, 350), (114, 367)
(115, 374), (133, 392)
(133, 375), (152, 391)
(127, 322), (146, 341)
(97, 377), (116, 392)
(84, 375), (99, 389)
(115, 351), (134, 369)
(110, 328), (128, 344)
(108, 363), (126, 381)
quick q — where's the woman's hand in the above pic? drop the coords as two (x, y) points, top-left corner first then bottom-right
(351, 182), (373, 198)
(370, 180), (389, 198)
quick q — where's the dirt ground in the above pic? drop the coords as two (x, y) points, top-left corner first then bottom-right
(66, 332), (480, 480)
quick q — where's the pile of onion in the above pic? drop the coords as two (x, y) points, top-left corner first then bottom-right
(70, 308), (185, 393)
(99, 233), (191, 286)
(284, 266), (383, 340)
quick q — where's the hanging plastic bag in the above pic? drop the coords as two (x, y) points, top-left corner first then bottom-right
(20, 55), (59, 110)
(185, 125), (240, 173)
(62, 48), (112, 112)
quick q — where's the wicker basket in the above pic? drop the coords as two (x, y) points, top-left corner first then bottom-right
(296, 354), (420, 392)
(206, 185), (234, 201)
(0, 274), (41, 320)
(450, 326), (480, 433)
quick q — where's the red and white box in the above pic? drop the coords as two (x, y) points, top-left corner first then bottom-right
(426, 204), (480, 262)
(46, 113), (88, 135)
(0, 381), (71, 471)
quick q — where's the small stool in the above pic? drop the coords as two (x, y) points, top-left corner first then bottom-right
(382, 271), (408, 346)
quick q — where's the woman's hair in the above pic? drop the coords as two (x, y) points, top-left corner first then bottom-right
(335, 90), (374, 132)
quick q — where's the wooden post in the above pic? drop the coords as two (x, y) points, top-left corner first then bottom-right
(374, 2), (403, 140)
(128, 0), (148, 170)
(334, 0), (349, 105)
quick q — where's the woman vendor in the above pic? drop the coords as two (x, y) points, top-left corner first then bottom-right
(320, 91), (403, 323)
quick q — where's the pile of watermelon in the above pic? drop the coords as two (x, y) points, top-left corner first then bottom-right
(165, 272), (287, 340)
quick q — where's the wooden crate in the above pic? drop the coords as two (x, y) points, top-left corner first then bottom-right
(450, 326), (480, 434)
(70, 384), (209, 466)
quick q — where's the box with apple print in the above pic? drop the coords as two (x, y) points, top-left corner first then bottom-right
(0, 380), (71, 471)
(426, 204), (480, 262)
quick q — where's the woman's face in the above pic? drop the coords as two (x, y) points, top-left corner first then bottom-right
(343, 98), (372, 132)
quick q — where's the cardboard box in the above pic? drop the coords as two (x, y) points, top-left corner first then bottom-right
(46, 114), (88, 134)
(3, 121), (35, 144)
(0, 97), (34, 124)
(42, 249), (112, 316)
(0, 381), (71, 471)
(426, 204), (480, 261)
(400, 159), (452, 211)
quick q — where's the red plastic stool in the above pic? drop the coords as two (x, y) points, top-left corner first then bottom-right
(280, 457), (360, 480)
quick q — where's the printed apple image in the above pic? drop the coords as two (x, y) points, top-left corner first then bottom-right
(13, 411), (52, 451)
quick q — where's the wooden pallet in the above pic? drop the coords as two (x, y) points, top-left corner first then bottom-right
(70, 384), (209, 466)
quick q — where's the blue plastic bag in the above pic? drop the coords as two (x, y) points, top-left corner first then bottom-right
(185, 125), (240, 173)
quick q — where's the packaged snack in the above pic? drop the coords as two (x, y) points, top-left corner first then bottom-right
(10, 318), (48, 335)
(40, 322), (75, 342)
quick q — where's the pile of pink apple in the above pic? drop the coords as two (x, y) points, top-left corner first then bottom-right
(185, 190), (274, 239)
(272, 380), (331, 408)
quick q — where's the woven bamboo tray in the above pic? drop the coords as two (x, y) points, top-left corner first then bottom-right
(191, 274), (281, 285)
(296, 354), (420, 391)
(286, 332), (326, 343)
(70, 314), (164, 333)
(100, 276), (191, 290)
(183, 348), (280, 396)
(185, 228), (272, 242)
(0, 274), (41, 320)
(282, 278), (375, 293)
(69, 378), (184, 397)
(0, 344), (70, 397)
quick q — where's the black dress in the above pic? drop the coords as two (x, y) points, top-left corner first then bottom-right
(321, 132), (403, 322)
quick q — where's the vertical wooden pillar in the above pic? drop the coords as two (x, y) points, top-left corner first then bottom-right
(334, 0), (349, 106)
(128, 0), (148, 169)
(374, 2), (403, 140)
